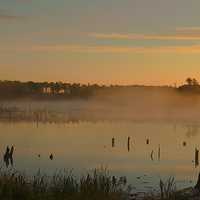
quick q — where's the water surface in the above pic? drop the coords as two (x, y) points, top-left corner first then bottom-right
(0, 121), (199, 192)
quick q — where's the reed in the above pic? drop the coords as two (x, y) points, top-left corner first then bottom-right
(0, 168), (127, 200)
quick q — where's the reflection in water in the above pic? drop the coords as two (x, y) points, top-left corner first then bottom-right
(173, 124), (177, 133)
(186, 125), (199, 138)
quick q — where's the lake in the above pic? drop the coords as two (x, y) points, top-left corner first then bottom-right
(0, 120), (199, 193)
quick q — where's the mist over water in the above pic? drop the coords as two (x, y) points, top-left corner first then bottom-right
(1, 88), (200, 192)
(1, 87), (200, 122)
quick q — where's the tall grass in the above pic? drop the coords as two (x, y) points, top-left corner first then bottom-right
(0, 168), (127, 200)
(143, 177), (193, 200)
(159, 177), (176, 199)
(0, 168), (196, 200)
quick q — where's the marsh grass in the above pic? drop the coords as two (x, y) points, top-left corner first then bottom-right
(159, 177), (176, 199)
(0, 168), (195, 200)
(0, 168), (127, 200)
(143, 177), (192, 200)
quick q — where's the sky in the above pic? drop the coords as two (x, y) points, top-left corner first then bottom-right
(1, 0), (200, 85)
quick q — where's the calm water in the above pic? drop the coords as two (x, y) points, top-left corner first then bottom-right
(0, 121), (199, 192)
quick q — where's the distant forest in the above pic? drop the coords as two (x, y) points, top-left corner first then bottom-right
(0, 78), (199, 100)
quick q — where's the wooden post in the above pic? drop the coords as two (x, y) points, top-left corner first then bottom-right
(112, 137), (115, 147)
(127, 137), (130, 152)
(195, 148), (199, 168)
(158, 145), (161, 161)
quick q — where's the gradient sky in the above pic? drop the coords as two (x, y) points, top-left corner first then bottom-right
(1, 0), (200, 85)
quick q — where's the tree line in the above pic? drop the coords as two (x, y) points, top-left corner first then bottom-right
(0, 81), (102, 99)
(0, 80), (137, 99)
(0, 78), (199, 100)
(178, 78), (200, 93)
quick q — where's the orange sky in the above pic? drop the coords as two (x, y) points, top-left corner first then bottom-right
(1, 0), (200, 85)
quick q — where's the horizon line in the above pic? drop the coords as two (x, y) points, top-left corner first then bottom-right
(0, 79), (184, 87)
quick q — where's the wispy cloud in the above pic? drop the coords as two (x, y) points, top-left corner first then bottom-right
(175, 27), (200, 37)
(32, 45), (200, 53)
(0, 9), (24, 21)
(12, 44), (200, 54)
(15, 0), (32, 2)
(89, 28), (200, 41)
(176, 27), (200, 31)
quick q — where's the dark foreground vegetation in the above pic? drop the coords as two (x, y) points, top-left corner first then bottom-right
(0, 169), (199, 200)
(0, 169), (127, 200)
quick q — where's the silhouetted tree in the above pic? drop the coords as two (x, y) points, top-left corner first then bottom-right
(192, 78), (199, 86)
(186, 78), (193, 86)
